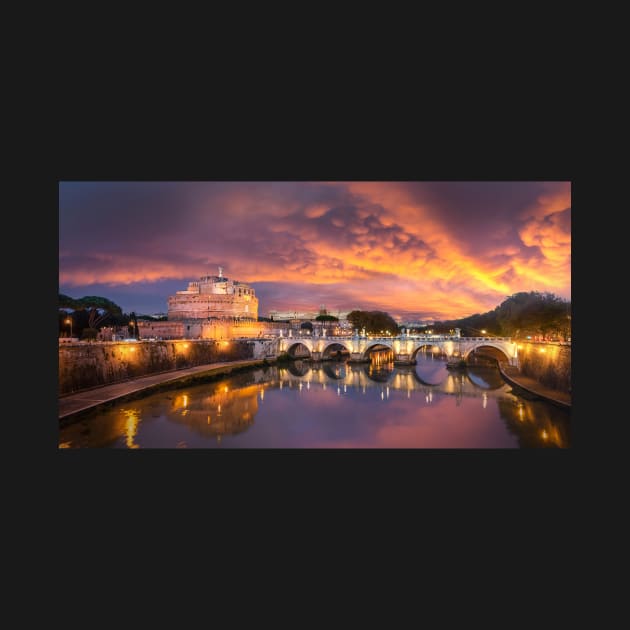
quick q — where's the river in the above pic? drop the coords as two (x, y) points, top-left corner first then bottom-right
(58, 355), (570, 448)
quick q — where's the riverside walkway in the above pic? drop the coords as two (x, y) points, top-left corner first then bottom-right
(59, 359), (267, 421)
(499, 364), (571, 408)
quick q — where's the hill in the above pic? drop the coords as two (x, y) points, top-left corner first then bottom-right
(435, 292), (571, 340)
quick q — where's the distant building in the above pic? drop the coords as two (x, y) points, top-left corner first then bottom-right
(268, 308), (354, 321)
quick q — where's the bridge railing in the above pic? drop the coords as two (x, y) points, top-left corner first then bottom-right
(352, 335), (512, 342)
(279, 334), (513, 342)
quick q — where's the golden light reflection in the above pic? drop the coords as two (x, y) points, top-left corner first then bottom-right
(122, 408), (141, 449)
(541, 429), (548, 440)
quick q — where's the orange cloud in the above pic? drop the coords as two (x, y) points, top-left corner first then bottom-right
(60, 182), (571, 319)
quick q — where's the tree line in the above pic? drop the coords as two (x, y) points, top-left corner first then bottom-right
(59, 294), (140, 340)
(433, 292), (571, 340)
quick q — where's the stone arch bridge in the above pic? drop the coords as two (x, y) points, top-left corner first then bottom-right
(277, 335), (519, 366)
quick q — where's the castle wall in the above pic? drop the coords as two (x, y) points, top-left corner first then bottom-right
(137, 319), (279, 340)
(168, 293), (259, 320)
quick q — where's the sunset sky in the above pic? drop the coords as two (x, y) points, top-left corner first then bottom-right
(59, 181), (571, 321)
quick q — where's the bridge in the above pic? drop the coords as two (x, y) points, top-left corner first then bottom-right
(276, 333), (519, 366)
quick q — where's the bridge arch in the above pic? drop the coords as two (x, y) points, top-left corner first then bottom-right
(361, 342), (394, 361)
(463, 343), (510, 364)
(285, 342), (312, 359)
(321, 340), (352, 359)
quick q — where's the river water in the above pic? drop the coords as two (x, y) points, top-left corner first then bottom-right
(58, 356), (570, 448)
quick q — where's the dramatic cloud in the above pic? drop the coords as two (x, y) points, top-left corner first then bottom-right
(59, 181), (571, 319)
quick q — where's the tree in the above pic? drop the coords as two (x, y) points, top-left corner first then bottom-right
(435, 291), (571, 339)
(347, 310), (399, 335)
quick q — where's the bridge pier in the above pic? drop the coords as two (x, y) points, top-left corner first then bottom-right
(311, 351), (322, 361)
(348, 352), (369, 363)
(394, 353), (416, 366)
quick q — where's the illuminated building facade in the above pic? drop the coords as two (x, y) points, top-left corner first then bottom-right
(168, 267), (258, 321)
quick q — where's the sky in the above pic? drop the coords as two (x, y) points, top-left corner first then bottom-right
(59, 181), (571, 321)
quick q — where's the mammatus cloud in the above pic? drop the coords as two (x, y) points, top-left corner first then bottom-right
(59, 182), (571, 319)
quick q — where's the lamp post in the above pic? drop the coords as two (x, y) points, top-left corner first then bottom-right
(65, 317), (72, 338)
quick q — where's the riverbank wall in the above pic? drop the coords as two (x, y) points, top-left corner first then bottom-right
(59, 339), (276, 396)
(517, 342), (571, 393)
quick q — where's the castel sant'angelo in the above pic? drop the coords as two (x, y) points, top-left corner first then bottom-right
(137, 268), (265, 340)
(167, 267), (258, 321)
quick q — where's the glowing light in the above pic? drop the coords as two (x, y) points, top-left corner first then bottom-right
(541, 430), (548, 440)
(182, 395), (188, 407)
(123, 408), (140, 449)
(481, 330), (486, 334)
(224, 386), (229, 393)
(539, 348), (546, 353)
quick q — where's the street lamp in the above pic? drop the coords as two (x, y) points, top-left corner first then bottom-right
(65, 317), (72, 338)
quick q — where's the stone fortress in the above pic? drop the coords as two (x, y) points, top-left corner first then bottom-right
(138, 268), (267, 340)
(167, 267), (258, 321)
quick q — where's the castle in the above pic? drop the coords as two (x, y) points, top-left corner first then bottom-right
(167, 267), (258, 321)
(138, 268), (265, 340)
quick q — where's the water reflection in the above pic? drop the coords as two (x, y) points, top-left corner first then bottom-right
(59, 356), (570, 448)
